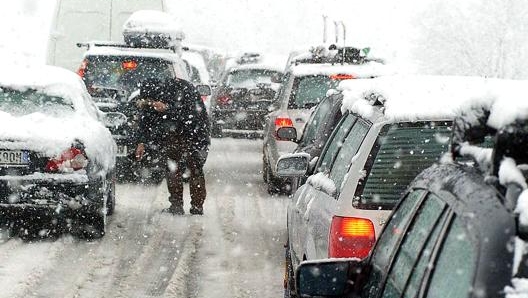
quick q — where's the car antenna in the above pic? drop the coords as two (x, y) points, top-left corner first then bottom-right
(339, 21), (346, 65)
(322, 15), (328, 43)
(334, 21), (339, 44)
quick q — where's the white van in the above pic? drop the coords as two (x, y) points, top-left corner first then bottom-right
(47, 0), (165, 71)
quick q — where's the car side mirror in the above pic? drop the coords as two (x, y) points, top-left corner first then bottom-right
(276, 153), (309, 177)
(296, 258), (366, 297)
(271, 73), (283, 83)
(196, 84), (212, 96)
(102, 112), (127, 128)
(276, 126), (297, 141)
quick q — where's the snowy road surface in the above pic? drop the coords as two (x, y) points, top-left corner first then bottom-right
(0, 138), (289, 298)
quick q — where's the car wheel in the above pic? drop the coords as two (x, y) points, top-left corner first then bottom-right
(266, 165), (282, 195)
(106, 178), (116, 216)
(262, 154), (269, 183)
(284, 242), (298, 298)
(73, 210), (106, 239)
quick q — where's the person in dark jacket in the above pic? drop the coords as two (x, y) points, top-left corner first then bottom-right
(135, 78), (210, 215)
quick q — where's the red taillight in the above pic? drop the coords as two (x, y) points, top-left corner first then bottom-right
(45, 147), (88, 173)
(274, 117), (293, 128)
(216, 95), (231, 105)
(328, 216), (375, 259)
(77, 59), (88, 78)
(122, 60), (138, 70)
(330, 74), (356, 80)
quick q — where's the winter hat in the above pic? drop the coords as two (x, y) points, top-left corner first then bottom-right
(140, 78), (164, 99)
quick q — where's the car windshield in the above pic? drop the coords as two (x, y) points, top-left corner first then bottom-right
(289, 75), (340, 109)
(357, 121), (452, 208)
(226, 69), (281, 89)
(83, 56), (174, 97)
(0, 88), (74, 116)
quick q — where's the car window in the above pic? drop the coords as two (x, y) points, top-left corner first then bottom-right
(0, 88), (74, 116)
(226, 69), (281, 89)
(328, 119), (370, 192)
(357, 121), (452, 208)
(382, 193), (447, 298)
(300, 96), (334, 147)
(83, 56), (174, 95)
(317, 113), (358, 173)
(288, 75), (338, 109)
(426, 216), (475, 298)
(363, 189), (426, 298)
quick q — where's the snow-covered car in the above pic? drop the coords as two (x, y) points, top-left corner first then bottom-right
(293, 79), (528, 298)
(210, 53), (284, 138)
(262, 54), (390, 194)
(0, 65), (119, 239)
(77, 42), (190, 183)
(279, 75), (503, 297)
(182, 50), (212, 113)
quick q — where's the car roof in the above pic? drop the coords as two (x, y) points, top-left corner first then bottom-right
(83, 45), (183, 64)
(409, 163), (515, 296)
(228, 63), (284, 73)
(339, 75), (528, 125)
(289, 61), (391, 78)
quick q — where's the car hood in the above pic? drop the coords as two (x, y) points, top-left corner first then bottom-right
(0, 111), (116, 172)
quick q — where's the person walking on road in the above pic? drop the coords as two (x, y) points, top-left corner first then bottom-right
(134, 78), (210, 215)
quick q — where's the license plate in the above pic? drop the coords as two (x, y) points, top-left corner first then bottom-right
(0, 150), (29, 165)
(117, 145), (128, 156)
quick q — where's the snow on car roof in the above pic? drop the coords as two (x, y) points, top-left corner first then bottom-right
(182, 51), (210, 83)
(226, 53), (286, 73)
(84, 46), (182, 64)
(0, 64), (87, 104)
(122, 10), (185, 41)
(290, 61), (392, 78)
(339, 75), (528, 126)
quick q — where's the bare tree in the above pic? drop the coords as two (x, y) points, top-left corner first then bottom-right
(412, 0), (528, 79)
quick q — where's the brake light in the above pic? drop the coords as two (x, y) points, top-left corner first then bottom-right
(328, 216), (375, 259)
(275, 117), (293, 128)
(330, 74), (356, 80)
(216, 95), (231, 105)
(45, 147), (88, 173)
(77, 59), (88, 78)
(122, 60), (138, 70)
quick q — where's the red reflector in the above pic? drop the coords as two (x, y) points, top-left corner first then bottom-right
(77, 59), (88, 78)
(329, 216), (375, 259)
(330, 74), (356, 80)
(216, 95), (231, 105)
(122, 60), (138, 70)
(45, 147), (88, 172)
(275, 117), (293, 128)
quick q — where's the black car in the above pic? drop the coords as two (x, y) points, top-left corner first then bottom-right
(210, 63), (283, 138)
(77, 42), (190, 183)
(293, 108), (528, 297)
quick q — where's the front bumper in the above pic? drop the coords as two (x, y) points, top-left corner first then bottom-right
(0, 173), (103, 216)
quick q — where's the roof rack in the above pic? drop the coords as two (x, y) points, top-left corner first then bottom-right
(76, 41), (179, 53)
(290, 45), (379, 66)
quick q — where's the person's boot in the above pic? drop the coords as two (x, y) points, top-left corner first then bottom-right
(163, 205), (184, 215)
(189, 205), (203, 215)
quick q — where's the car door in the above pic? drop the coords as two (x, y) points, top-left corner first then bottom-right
(288, 113), (358, 264)
(308, 117), (370, 260)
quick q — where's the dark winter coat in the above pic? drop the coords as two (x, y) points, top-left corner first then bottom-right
(137, 79), (210, 152)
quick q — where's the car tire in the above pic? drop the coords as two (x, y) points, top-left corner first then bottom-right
(106, 178), (116, 216)
(262, 154), (269, 183)
(73, 210), (106, 240)
(284, 242), (298, 298)
(266, 165), (282, 195)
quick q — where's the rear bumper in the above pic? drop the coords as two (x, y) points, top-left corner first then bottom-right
(0, 173), (104, 215)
